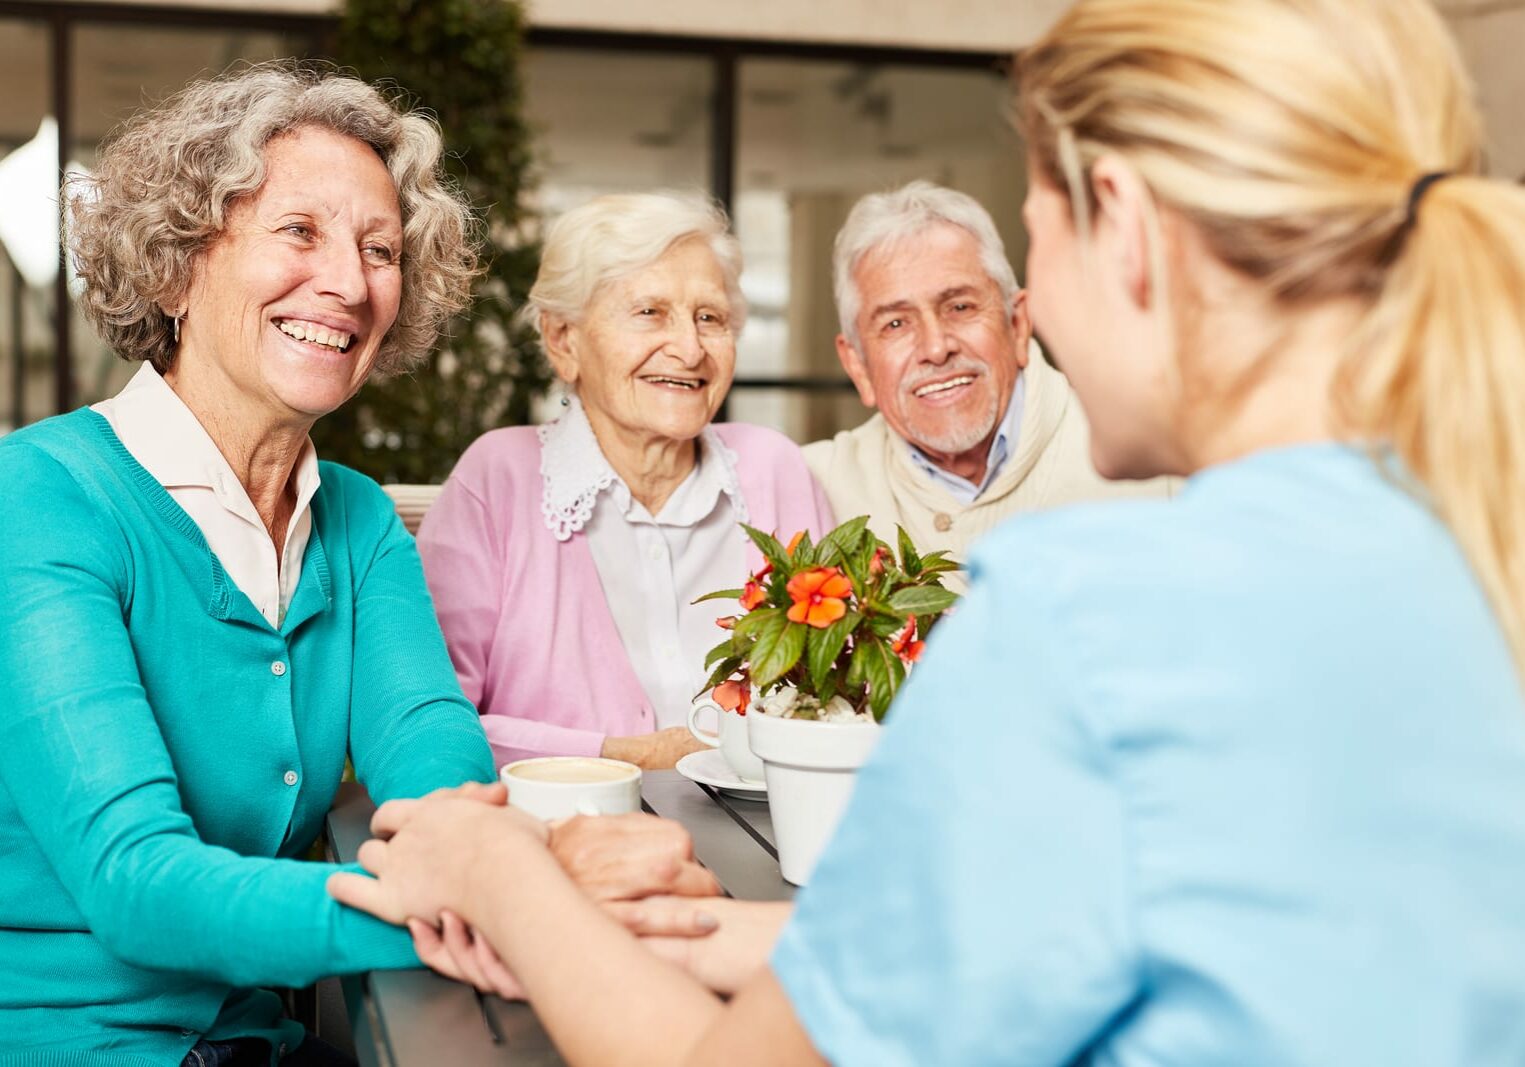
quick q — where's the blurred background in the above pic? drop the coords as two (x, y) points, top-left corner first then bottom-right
(1, 0), (1521, 479)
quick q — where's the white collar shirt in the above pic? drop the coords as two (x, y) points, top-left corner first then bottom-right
(906, 372), (1026, 505)
(92, 362), (322, 629)
(539, 397), (749, 729)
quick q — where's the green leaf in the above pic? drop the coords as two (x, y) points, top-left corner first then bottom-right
(698, 655), (744, 697)
(733, 606), (784, 639)
(916, 557), (963, 577)
(896, 525), (923, 577)
(853, 637), (906, 721)
(741, 524), (791, 573)
(705, 641), (737, 670)
(818, 515), (870, 567)
(751, 615), (808, 690)
(887, 585), (960, 616)
(845, 639), (867, 689)
(790, 530), (816, 567)
(691, 588), (746, 605)
(806, 610), (859, 694)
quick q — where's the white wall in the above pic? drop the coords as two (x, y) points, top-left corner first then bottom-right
(1446, 3), (1525, 177)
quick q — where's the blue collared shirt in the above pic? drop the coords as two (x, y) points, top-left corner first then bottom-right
(905, 374), (1025, 504)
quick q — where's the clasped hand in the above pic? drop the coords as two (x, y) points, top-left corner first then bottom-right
(328, 780), (724, 997)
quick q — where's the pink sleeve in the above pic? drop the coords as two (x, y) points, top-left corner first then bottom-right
(416, 476), (499, 710)
(418, 456), (610, 769)
(479, 716), (606, 769)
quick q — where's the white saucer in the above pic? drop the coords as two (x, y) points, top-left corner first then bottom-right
(676, 749), (768, 801)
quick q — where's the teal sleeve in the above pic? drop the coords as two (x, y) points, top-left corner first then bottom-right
(0, 446), (422, 987)
(770, 552), (1143, 1065)
(341, 475), (496, 802)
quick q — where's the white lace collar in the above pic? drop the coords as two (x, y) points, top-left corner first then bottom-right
(538, 396), (748, 541)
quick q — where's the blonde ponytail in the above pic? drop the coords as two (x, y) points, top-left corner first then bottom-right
(1018, 0), (1525, 676)
(1340, 177), (1525, 672)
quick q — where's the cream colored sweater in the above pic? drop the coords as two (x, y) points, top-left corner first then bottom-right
(802, 351), (1170, 591)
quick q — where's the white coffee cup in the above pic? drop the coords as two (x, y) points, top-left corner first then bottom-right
(501, 756), (642, 821)
(687, 697), (766, 783)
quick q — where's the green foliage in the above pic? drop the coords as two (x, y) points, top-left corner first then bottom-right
(312, 0), (548, 483)
(697, 517), (962, 723)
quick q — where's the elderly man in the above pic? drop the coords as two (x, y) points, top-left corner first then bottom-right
(804, 181), (1166, 582)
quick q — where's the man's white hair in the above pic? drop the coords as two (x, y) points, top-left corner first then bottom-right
(833, 180), (1018, 348)
(520, 190), (746, 338)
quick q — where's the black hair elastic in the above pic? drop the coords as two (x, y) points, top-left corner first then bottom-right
(1404, 171), (1452, 227)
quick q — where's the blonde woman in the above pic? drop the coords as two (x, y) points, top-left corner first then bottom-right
(333, 2), (1525, 1063)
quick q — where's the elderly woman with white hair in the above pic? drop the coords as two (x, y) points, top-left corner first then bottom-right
(418, 192), (835, 770)
(0, 65), (713, 1067)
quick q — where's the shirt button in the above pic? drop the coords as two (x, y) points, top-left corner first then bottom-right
(648, 545), (663, 560)
(270, 661), (287, 677)
(279, 1044), (289, 1056)
(283, 770), (299, 786)
(933, 512), (953, 532)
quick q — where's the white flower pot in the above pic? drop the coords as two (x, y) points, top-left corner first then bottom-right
(748, 711), (881, 886)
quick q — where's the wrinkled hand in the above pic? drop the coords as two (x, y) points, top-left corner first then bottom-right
(549, 812), (721, 901)
(327, 793), (546, 925)
(600, 726), (708, 770)
(606, 896), (792, 995)
(408, 911), (527, 1001)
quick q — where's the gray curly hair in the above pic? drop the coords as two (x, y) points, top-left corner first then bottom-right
(68, 60), (481, 375)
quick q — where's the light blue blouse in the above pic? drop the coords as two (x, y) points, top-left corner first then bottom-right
(772, 443), (1525, 1066)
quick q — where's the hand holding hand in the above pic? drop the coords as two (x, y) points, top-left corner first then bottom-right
(328, 793), (546, 925)
(549, 812), (721, 901)
(408, 911), (526, 1001)
(606, 896), (792, 995)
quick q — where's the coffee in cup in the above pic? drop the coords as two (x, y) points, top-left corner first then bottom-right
(501, 756), (642, 821)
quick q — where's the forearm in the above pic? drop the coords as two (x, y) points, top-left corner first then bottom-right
(359, 710), (496, 802)
(468, 837), (724, 1067)
(482, 711), (606, 765)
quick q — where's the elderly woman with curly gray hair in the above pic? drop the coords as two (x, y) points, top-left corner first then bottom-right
(0, 64), (716, 1067)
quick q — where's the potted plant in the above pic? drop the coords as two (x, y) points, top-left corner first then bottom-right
(696, 516), (960, 884)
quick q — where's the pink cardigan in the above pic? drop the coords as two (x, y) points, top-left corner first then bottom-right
(417, 422), (836, 768)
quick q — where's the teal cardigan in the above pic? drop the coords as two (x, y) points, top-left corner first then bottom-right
(0, 410), (496, 1067)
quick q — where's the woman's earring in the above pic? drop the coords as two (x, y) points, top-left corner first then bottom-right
(171, 313), (183, 346)
(560, 395), (570, 408)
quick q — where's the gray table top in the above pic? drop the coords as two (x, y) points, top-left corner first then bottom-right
(324, 770), (792, 1066)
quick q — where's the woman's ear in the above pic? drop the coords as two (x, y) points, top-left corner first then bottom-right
(540, 315), (580, 387)
(1089, 153), (1156, 312)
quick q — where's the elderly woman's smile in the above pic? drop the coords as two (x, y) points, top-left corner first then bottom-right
(560, 236), (737, 450)
(173, 125), (404, 423)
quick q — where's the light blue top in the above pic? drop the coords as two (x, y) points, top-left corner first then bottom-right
(0, 410), (496, 1067)
(907, 374), (1025, 504)
(773, 443), (1525, 1067)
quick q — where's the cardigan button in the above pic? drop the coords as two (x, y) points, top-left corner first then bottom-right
(270, 661), (287, 677)
(283, 770), (299, 786)
(933, 512), (953, 532)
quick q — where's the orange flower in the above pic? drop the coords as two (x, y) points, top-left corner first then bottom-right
(891, 616), (925, 663)
(713, 679), (750, 715)
(786, 567), (853, 628)
(869, 546), (889, 576)
(716, 615), (737, 630)
(739, 581), (766, 611)
(785, 530), (806, 556)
